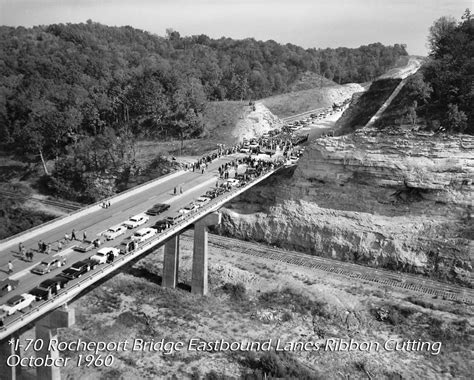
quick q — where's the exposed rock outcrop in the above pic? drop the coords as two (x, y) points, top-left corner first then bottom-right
(219, 128), (474, 286)
(234, 102), (282, 142)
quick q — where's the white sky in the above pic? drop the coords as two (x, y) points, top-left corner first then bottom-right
(0, 0), (470, 55)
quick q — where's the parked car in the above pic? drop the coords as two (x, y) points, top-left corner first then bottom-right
(0, 308), (8, 326)
(90, 247), (120, 264)
(195, 196), (211, 207)
(73, 240), (95, 252)
(226, 178), (240, 187)
(132, 227), (157, 243)
(122, 214), (149, 229)
(205, 190), (218, 199)
(119, 238), (137, 255)
(29, 277), (68, 301)
(0, 278), (19, 297)
(32, 257), (63, 275)
(59, 259), (96, 280)
(146, 203), (171, 216)
(1, 294), (36, 315)
(165, 214), (184, 226)
(103, 224), (127, 240)
(152, 219), (169, 232)
(179, 203), (197, 214)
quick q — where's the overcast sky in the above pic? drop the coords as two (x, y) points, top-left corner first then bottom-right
(0, 0), (470, 56)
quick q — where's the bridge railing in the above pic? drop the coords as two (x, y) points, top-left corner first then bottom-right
(0, 170), (186, 252)
(0, 162), (285, 338)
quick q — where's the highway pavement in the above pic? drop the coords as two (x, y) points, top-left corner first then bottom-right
(0, 153), (248, 306)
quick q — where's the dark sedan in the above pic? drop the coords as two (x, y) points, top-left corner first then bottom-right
(29, 277), (69, 301)
(152, 219), (169, 232)
(0, 279), (19, 297)
(59, 259), (97, 280)
(145, 203), (170, 216)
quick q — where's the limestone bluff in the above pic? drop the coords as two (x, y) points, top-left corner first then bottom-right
(219, 127), (473, 286)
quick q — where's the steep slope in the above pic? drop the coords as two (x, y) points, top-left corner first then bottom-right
(219, 128), (473, 286)
(261, 83), (364, 118)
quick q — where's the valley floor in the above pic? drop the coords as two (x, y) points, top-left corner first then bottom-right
(19, 231), (473, 379)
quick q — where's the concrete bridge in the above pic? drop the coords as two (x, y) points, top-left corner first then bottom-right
(0, 159), (285, 380)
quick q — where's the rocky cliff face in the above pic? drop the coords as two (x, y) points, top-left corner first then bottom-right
(234, 102), (283, 142)
(219, 127), (474, 286)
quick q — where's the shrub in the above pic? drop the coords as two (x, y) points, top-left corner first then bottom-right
(222, 282), (247, 301)
(242, 351), (320, 379)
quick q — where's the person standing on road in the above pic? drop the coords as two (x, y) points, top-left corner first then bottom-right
(46, 243), (51, 255)
(20, 246), (26, 260)
(83, 231), (87, 241)
(7, 261), (13, 274)
(57, 240), (63, 252)
(179, 186), (183, 194)
(174, 187), (177, 195)
(71, 229), (77, 240)
(38, 240), (43, 252)
(19, 242), (24, 253)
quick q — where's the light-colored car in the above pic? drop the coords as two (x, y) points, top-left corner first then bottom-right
(32, 258), (63, 275)
(1, 293), (36, 315)
(132, 227), (157, 243)
(179, 203), (197, 214)
(103, 225), (127, 240)
(195, 196), (211, 207)
(122, 214), (149, 229)
(226, 178), (240, 187)
(90, 247), (120, 264)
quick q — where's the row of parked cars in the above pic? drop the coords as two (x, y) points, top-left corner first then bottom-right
(0, 183), (246, 324)
(0, 204), (178, 324)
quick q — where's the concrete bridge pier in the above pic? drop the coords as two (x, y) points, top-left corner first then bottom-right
(35, 305), (75, 380)
(192, 212), (222, 296)
(163, 234), (180, 289)
(0, 333), (21, 380)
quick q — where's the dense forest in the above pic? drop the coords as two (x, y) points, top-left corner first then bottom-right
(0, 21), (407, 201)
(377, 9), (473, 134)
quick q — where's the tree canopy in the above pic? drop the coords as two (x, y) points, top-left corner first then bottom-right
(0, 22), (408, 201)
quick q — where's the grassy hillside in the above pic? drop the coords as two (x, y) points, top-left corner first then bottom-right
(262, 83), (363, 118)
(288, 71), (337, 91)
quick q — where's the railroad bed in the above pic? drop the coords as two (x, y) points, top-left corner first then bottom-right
(180, 233), (473, 304)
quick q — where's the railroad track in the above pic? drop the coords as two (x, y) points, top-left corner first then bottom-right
(180, 234), (473, 304)
(0, 190), (82, 212)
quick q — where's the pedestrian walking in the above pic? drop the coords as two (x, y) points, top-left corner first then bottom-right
(64, 232), (69, 241)
(61, 257), (67, 266)
(20, 246), (26, 260)
(174, 187), (177, 195)
(107, 200), (111, 208)
(179, 186), (183, 194)
(19, 242), (24, 253)
(7, 261), (13, 274)
(28, 250), (34, 262)
(71, 229), (77, 240)
(57, 240), (63, 252)
(46, 243), (51, 255)
(38, 240), (43, 253)
(83, 231), (87, 241)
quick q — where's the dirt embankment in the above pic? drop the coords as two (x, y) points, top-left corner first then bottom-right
(218, 128), (474, 286)
(262, 83), (364, 118)
(50, 232), (473, 379)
